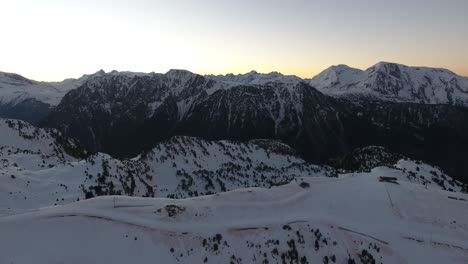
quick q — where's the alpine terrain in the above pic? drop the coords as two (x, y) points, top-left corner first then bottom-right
(1, 62), (468, 263)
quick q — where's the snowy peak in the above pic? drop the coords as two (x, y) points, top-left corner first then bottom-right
(164, 69), (215, 93)
(309, 64), (365, 90)
(311, 62), (468, 105)
(0, 70), (104, 125)
(0, 71), (60, 106)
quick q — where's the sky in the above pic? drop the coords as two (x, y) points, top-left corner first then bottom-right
(0, 0), (467, 81)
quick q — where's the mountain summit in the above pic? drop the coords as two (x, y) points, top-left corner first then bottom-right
(310, 62), (468, 105)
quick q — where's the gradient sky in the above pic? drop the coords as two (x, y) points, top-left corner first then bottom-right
(0, 0), (467, 81)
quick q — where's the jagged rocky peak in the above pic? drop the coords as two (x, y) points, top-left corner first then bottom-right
(95, 69), (106, 75)
(165, 69), (196, 79)
(206, 70), (304, 87)
(78, 69), (212, 93)
(164, 69), (212, 90)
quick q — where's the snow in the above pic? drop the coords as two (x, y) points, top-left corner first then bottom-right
(310, 62), (468, 105)
(0, 69), (154, 108)
(206, 70), (304, 92)
(1, 172), (467, 263)
(2, 62), (468, 110)
(309, 64), (367, 92)
(0, 70), (104, 106)
(0, 119), (75, 161)
(0, 123), (335, 215)
(0, 118), (467, 263)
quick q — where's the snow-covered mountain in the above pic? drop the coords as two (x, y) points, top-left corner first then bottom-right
(43, 69), (343, 160)
(0, 70), (106, 123)
(310, 62), (468, 105)
(3, 118), (465, 217)
(1, 118), (467, 263)
(2, 118), (466, 217)
(4, 65), (468, 183)
(0, 118), (83, 162)
(3, 65), (468, 263)
(0, 119), (337, 216)
(3, 62), (468, 125)
(41, 68), (468, 184)
(2, 169), (467, 263)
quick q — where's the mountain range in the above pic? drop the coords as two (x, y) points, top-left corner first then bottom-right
(310, 62), (468, 105)
(2, 62), (467, 119)
(1, 119), (467, 262)
(1, 62), (468, 263)
(1, 62), (468, 185)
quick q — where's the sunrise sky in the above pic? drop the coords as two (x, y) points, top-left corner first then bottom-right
(0, 0), (467, 81)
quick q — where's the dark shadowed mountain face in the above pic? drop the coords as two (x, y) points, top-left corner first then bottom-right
(0, 98), (52, 124)
(340, 100), (468, 181)
(43, 71), (350, 162)
(42, 70), (468, 183)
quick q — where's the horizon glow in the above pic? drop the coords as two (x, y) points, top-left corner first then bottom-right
(0, 0), (467, 81)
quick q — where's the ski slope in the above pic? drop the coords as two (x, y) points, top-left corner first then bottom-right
(1, 173), (467, 263)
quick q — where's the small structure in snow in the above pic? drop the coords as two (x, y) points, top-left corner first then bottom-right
(379, 176), (399, 184)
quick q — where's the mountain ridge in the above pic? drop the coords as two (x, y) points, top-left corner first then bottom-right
(2, 61), (468, 114)
(4, 63), (468, 183)
(310, 62), (468, 105)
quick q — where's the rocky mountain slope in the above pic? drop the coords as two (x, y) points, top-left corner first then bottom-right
(206, 70), (303, 87)
(43, 70), (348, 162)
(310, 62), (468, 105)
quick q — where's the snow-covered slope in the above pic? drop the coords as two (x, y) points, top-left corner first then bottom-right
(0, 70), (102, 107)
(2, 126), (466, 218)
(0, 71), (63, 106)
(1, 172), (467, 264)
(132, 137), (334, 198)
(0, 134), (335, 216)
(310, 62), (468, 105)
(0, 70), (107, 123)
(0, 118), (82, 162)
(335, 146), (467, 192)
